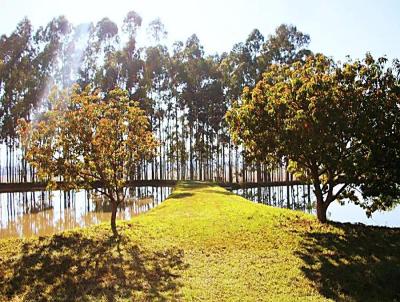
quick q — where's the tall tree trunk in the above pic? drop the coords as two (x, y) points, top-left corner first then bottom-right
(189, 126), (193, 180)
(228, 143), (233, 184)
(314, 181), (330, 223)
(111, 199), (118, 236)
(286, 163), (290, 208)
(159, 118), (163, 180)
(257, 161), (261, 183)
(316, 198), (328, 223)
(175, 104), (179, 180)
(242, 150), (246, 183)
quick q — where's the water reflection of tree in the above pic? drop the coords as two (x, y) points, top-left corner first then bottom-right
(90, 189), (155, 214)
(235, 185), (314, 214)
(0, 186), (173, 238)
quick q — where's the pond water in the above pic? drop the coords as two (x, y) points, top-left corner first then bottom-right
(0, 186), (172, 238)
(233, 186), (400, 228)
(1, 184), (398, 239)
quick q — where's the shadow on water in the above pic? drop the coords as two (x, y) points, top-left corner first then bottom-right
(296, 223), (400, 301)
(0, 231), (188, 301)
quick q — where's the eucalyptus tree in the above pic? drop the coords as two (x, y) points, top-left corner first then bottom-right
(2, 16), (318, 186)
(218, 29), (265, 182)
(178, 34), (206, 179)
(0, 17), (73, 182)
(0, 16), (72, 141)
(178, 35), (225, 180)
(31, 16), (74, 90)
(95, 17), (120, 91)
(77, 23), (98, 89)
(0, 18), (36, 143)
(0, 19), (35, 182)
(167, 41), (187, 179)
(78, 17), (120, 90)
(200, 54), (226, 180)
(261, 24), (312, 66)
(143, 45), (170, 179)
(120, 10), (143, 96)
(147, 18), (167, 45)
(219, 51), (245, 182)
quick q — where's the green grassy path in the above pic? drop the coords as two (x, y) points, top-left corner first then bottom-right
(1, 181), (400, 301)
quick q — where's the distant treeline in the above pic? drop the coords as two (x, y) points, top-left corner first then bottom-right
(0, 11), (312, 183)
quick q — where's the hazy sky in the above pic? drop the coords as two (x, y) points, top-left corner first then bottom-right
(1, 0), (399, 61)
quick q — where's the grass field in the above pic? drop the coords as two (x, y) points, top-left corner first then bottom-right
(1, 181), (399, 301)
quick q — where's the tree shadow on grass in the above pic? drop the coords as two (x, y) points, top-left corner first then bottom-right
(296, 222), (400, 301)
(201, 189), (235, 196)
(179, 181), (212, 189)
(169, 192), (194, 199)
(1, 230), (188, 301)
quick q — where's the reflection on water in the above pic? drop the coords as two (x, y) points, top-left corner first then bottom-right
(0, 186), (172, 238)
(233, 186), (400, 228)
(234, 185), (314, 213)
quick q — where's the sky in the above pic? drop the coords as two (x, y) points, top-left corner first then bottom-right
(0, 0), (399, 61)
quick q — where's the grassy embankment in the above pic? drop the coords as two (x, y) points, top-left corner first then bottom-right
(1, 181), (399, 301)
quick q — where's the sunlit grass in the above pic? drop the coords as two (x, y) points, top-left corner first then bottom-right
(1, 181), (399, 301)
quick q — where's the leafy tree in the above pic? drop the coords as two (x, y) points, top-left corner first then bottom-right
(346, 55), (400, 215)
(227, 54), (400, 222)
(18, 88), (157, 234)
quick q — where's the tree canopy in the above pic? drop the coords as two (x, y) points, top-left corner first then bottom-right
(1, 13), (313, 185)
(3, 12), (400, 225)
(227, 53), (400, 222)
(18, 87), (157, 234)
